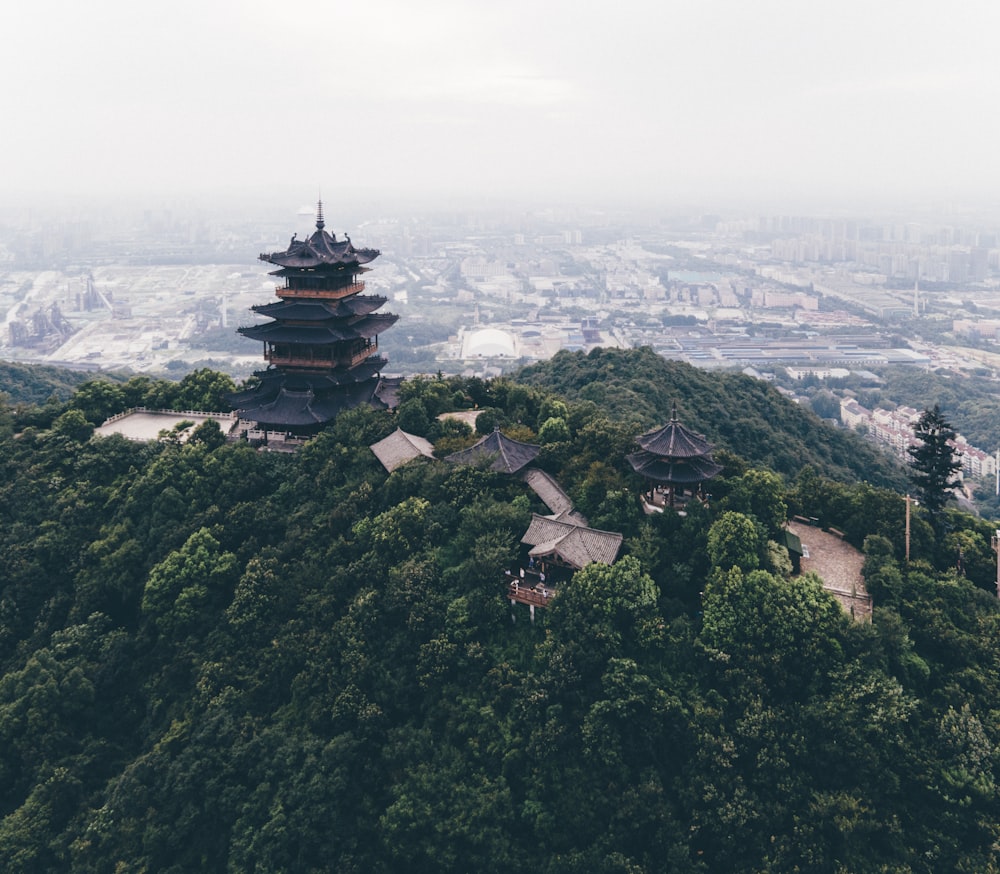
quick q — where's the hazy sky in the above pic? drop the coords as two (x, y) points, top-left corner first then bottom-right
(3, 0), (1000, 212)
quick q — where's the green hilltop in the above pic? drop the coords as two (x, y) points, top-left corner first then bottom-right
(518, 346), (908, 487)
(0, 350), (998, 872)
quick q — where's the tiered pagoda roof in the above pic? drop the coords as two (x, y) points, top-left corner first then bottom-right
(627, 403), (723, 487)
(230, 201), (398, 437)
(250, 297), (388, 320)
(238, 313), (397, 345)
(230, 376), (383, 429)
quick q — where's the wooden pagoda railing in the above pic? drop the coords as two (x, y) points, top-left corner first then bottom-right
(276, 282), (365, 300)
(264, 347), (377, 369)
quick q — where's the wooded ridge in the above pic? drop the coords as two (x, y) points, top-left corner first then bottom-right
(0, 349), (997, 872)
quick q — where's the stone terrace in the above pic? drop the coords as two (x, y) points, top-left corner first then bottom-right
(787, 520), (872, 622)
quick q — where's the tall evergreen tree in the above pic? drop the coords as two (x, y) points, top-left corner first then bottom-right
(907, 405), (962, 516)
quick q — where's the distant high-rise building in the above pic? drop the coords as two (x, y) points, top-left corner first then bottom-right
(230, 201), (399, 440)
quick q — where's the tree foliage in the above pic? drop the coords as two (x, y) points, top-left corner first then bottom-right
(0, 358), (998, 871)
(908, 404), (962, 517)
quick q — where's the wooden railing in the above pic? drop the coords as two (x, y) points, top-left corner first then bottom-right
(504, 572), (555, 607)
(264, 348), (377, 369)
(276, 282), (365, 300)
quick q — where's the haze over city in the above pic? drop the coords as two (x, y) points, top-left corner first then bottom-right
(4, 0), (1000, 214)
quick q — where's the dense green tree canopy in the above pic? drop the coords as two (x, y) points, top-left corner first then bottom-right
(518, 346), (907, 489)
(0, 354), (998, 871)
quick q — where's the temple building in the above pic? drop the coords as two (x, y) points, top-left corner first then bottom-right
(230, 202), (398, 442)
(505, 514), (624, 619)
(520, 513), (623, 572)
(627, 403), (723, 508)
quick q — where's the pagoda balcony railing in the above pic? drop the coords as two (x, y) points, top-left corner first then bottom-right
(265, 348), (378, 369)
(276, 281), (365, 300)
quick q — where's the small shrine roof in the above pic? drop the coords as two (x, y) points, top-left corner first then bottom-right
(375, 376), (403, 410)
(444, 428), (540, 474)
(521, 514), (623, 569)
(370, 428), (436, 472)
(779, 528), (804, 557)
(521, 468), (582, 521)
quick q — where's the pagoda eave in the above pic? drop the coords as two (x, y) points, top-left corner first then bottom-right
(238, 313), (398, 344)
(627, 450), (723, 485)
(251, 296), (388, 320)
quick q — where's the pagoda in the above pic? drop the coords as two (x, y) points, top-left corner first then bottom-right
(230, 201), (398, 440)
(627, 403), (723, 508)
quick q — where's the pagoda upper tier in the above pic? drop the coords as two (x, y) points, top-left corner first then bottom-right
(259, 204), (379, 271)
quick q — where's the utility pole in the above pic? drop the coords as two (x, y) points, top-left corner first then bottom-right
(904, 494), (917, 563)
(992, 529), (1000, 599)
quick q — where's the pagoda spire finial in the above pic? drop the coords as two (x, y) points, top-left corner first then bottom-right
(316, 196), (325, 230)
(671, 401), (678, 422)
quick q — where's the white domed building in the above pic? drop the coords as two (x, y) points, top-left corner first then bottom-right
(460, 327), (518, 359)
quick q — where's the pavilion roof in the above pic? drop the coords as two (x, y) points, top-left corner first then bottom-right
(521, 514), (623, 569)
(635, 403), (715, 459)
(370, 428), (436, 472)
(626, 450), (723, 485)
(444, 428), (540, 474)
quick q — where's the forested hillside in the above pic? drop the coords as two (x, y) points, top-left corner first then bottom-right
(0, 360), (111, 407)
(518, 347), (908, 488)
(1, 353), (999, 872)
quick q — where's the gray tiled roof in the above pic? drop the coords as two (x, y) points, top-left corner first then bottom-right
(521, 468), (574, 516)
(521, 514), (623, 569)
(444, 428), (540, 474)
(370, 428), (436, 472)
(627, 450), (723, 484)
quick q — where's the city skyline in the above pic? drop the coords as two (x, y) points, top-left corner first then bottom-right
(4, 1), (1000, 214)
